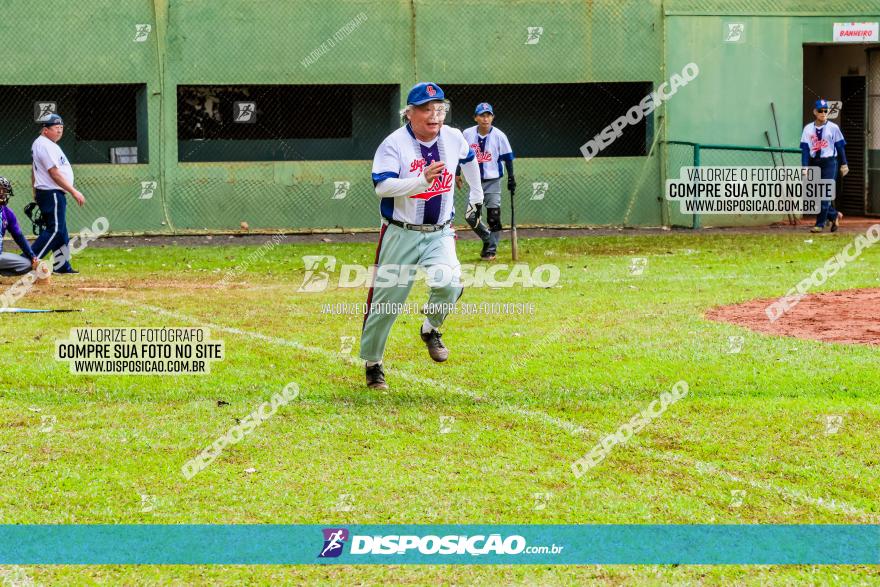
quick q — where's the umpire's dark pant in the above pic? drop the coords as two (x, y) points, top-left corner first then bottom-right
(31, 189), (73, 272)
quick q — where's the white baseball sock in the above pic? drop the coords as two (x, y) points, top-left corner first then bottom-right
(366, 360), (381, 367)
(421, 318), (437, 335)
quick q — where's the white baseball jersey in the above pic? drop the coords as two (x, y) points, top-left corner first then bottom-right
(372, 124), (475, 224)
(800, 121), (845, 159)
(32, 135), (73, 190)
(462, 126), (514, 180)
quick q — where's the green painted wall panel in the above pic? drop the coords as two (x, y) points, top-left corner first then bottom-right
(166, 156), (663, 230)
(166, 0), (413, 83)
(663, 11), (880, 226)
(0, 0), (165, 235)
(2, 164), (168, 234)
(415, 0), (662, 83)
(665, 0), (880, 16)
(3, 1), (877, 234)
(589, 0), (664, 81)
(4, 0), (157, 84)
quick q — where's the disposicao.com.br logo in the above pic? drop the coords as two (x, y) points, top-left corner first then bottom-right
(297, 255), (560, 292)
(317, 528), (564, 558)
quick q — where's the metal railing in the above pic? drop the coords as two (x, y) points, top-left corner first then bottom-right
(664, 141), (802, 228)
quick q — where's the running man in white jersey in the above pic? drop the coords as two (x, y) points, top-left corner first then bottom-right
(360, 82), (484, 389)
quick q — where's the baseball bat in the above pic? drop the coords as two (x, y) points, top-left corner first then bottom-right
(0, 308), (81, 313)
(770, 102), (786, 167)
(763, 131), (779, 167)
(770, 104), (797, 226)
(509, 186), (518, 261)
(764, 130), (795, 225)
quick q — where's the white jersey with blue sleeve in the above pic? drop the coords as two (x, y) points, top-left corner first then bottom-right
(371, 124), (475, 225)
(800, 121), (845, 159)
(462, 126), (514, 180)
(32, 135), (74, 190)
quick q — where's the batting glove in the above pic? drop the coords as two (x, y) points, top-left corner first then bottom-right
(507, 177), (517, 192)
(840, 164), (849, 177)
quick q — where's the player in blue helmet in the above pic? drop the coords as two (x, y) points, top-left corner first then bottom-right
(458, 102), (515, 260)
(801, 99), (848, 233)
(360, 82), (484, 389)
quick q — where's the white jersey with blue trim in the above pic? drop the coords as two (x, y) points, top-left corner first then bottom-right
(801, 121), (845, 159)
(371, 124), (474, 225)
(462, 126), (514, 181)
(32, 135), (74, 190)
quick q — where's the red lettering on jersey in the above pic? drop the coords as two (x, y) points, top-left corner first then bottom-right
(471, 143), (493, 163)
(409, 168), (453, 200)
(810, 135), (829, 155)
(409, 158), (427, 174)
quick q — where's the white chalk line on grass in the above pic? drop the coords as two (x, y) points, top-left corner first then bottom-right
(643, 449), (870, 519)
(109, 298), (870, 519)
(189, 273), (746, 290)
(111, 299), (589, 437)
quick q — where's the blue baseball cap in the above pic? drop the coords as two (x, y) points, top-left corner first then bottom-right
(42, 114), (64, 127)
(815, 99), (829, 110)
(407, 82), (444, 106)
(474, 102), (494, 115)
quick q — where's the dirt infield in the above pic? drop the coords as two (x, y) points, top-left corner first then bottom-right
(707, 288), (880, 346)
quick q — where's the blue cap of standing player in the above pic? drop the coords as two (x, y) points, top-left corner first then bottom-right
(474, 102), (494, 115)
(41, 114), (64, 127)
(407, 82), (445, 106)
(815, 99), (829, 110)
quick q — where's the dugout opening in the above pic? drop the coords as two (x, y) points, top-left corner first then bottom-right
(0, 84), (148, 165)
(442, 83), (653, 158)
(176, 85), (399, 162)
(803, 44), (880, 216)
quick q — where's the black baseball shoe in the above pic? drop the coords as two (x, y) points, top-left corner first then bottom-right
(365, 363), (388, 390)
(480, 240), (491, 259)
(831, 212), (843, 233)
(420, 328), (449, 362)
(480, 242), (496, 261)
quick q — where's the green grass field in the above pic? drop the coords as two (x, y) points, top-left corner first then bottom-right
(1, 229), (879, 585)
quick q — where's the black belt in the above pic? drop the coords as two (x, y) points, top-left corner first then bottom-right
(384, 218), (451, 232)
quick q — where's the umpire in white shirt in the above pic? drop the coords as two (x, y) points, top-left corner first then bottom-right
(31, 113), (85, 273)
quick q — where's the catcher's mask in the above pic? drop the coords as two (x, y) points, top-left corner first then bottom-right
(0, 176), (13, 206)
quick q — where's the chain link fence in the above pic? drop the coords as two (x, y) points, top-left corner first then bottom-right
(9, 0), (847, 235)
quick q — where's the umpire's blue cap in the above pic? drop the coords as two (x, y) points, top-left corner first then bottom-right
(42, 114), (64, 127)
(814, 99), (829, 111)
(474, 102), (494, 115)
(407, 82), (444, 105)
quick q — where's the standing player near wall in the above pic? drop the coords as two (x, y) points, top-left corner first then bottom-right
(458, 103), (515, 261)
(31, 114), (86, 273)
(360, 82), (484, 390)
(801, 99), (848, 233)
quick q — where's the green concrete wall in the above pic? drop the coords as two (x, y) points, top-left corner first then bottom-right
(0, 0), (668, 233)
(2, 0), (163, 234)
(1, 0), (877, 234)
(664, 0), (880, 226)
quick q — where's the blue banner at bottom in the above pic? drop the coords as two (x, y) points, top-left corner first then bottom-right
(0, 525), (876, 565)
